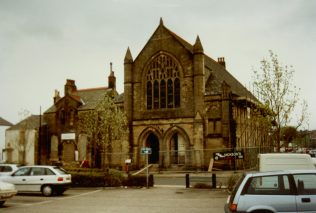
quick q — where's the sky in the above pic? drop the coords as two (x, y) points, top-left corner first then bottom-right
(1, 0), (316, 133)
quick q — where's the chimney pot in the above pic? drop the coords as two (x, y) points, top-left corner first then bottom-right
(218, 57), (226, 68)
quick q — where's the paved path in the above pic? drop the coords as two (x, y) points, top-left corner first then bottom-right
(2, 187), (229, 213)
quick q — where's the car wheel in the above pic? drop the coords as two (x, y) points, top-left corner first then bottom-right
(0, 201), (5, 206)
(42, 185), (53, 196)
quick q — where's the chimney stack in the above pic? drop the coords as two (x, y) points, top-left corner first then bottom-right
(108, 62), (116, 90)
(64, 79), (77, 96)
(53, 90), (61, 104)
(218, 57), (226, 68)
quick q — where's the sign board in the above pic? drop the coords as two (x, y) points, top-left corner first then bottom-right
(141, 147), (152, 155)
(213, 151), (244, 161)
(61, 133), (76, 140)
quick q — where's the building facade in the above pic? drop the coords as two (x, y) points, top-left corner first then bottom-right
(123, 20), (270, 170)
(35, 20), (271, 170)
(4, 115), (41, 165)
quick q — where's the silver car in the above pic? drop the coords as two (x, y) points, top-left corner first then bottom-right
(225, 170), (316, 213)
(0, 165), (71, 196)
(0, 181), (17, 206)
(0, 164), (19, 176)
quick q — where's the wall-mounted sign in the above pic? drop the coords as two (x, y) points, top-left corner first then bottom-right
(61, 133), (76, 140)
(213, 151), (244, 161)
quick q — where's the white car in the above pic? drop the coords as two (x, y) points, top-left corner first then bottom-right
(0, 165), (71, 196)
(0, 164), (19, 176)
(0, 181), (17, 206)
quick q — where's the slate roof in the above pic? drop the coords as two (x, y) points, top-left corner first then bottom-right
(0, 117), (13, 126)
(7, 115), (43, 130)
(44, 87), (118, 114)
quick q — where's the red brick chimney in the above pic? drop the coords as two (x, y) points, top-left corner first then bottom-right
(64, 79), (77, 96)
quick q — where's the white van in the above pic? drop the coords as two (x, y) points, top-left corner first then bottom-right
(259, 153), (316, 172)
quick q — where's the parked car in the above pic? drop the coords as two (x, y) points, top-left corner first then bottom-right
(0, 164), (19, 176)
(0, 180), (17, 206)
(0, 165), (71, 196)
(225, 170), (316, 213)
(309, 149), (316, 157)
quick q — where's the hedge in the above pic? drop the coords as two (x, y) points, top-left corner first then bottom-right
(67, 168), (153, 187)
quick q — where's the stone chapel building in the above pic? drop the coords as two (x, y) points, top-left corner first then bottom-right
(41, 20), (271, 170)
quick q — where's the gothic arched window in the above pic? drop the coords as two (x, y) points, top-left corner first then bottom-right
(147, 81), (152, 109)
(145, 53), (181, 110)
(167, 79), (173, 108)
(153, 80), (159, 109)
(160, 80), (166, 108)
(174, 78), (180, 108)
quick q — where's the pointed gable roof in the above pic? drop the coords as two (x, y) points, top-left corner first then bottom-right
(7, 115), (43, 130)
(0, 117), (13, 126)
(135, 20), (256, 100)
(134, 19), (194, 62)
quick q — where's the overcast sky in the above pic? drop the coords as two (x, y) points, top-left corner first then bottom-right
(1, 0), (316, 131)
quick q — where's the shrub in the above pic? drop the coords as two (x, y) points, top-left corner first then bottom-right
(69, 168), (124, 187)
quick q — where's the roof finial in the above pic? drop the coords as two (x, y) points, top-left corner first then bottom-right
(193, 35), (204, 53)
(160, 17), (164, 26)
(124, 47), (133, 64)
(110, 62), (113, 72)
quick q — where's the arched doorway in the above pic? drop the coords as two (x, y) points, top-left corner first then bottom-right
(170, 133), (186, 165)
(146, 133), (159, 164)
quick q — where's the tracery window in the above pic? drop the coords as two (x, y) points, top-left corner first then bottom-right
(146, 53), (181, 110)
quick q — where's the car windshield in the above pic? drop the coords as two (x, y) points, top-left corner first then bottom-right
(53, 167), (68, 175)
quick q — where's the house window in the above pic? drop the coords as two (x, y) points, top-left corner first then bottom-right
(60, 109), (66, 124)
(146, 53), (181, 110)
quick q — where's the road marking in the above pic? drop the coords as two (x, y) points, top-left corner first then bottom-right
(59, 189), (102, 200)
(6, 189), (102, 208)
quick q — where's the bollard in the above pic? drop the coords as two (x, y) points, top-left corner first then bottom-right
(185, 173), (190, 188)
(212, 173), (216, 189)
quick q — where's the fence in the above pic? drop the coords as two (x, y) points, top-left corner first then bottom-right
(99, 146), (273, 171)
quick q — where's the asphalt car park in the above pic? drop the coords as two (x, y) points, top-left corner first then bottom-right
(1, 187), (228, 213)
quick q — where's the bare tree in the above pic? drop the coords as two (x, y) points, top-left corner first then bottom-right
(78, 94), (128, 168)
(252, 50), (309, 151)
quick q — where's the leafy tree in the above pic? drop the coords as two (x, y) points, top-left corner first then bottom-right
(78, 93), (128, 168)
(252, 50), (309, 151)
(280, 126), (297, 149)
